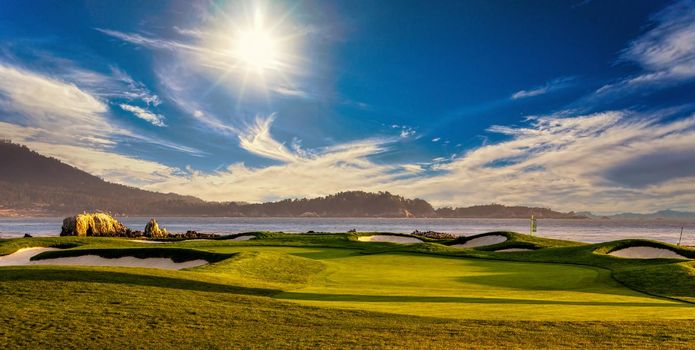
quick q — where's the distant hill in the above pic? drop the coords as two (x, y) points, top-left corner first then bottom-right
(608, 210), (695, 221)
(0, 141), (219, 216)
(435, 204), (586, 219)
(0, 141), (585, 218)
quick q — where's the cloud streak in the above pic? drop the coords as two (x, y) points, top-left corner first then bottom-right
(511, 77), (575, 100)
(597, 0), (695, 95)
(119, 104), (166, 127)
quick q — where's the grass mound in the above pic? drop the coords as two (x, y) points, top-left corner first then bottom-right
(613, 261), (695, 303)
(447, 231), (581, 250)
(595, 239), (695, 260)
(196, 251), (326, 286)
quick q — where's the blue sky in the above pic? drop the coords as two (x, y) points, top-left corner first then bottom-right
(1, 0), (695, 213)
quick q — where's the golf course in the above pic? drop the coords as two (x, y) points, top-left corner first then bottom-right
(1, 231), (694, 348)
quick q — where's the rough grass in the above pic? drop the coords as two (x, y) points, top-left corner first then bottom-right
(1, 273), (694, 349)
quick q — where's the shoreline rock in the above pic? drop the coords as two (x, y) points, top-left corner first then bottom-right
(61, 213), (128, 237)
(411, 230), (456, 240)
(144, 218), (167, 238)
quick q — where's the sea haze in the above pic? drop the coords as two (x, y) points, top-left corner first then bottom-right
(1, 217), (693, 245)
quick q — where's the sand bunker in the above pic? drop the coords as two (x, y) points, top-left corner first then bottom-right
(452, 235), (507, 248)
(0, 247), (59, 266)
(495, 248), (533, 252)
(0, 247), (207, 270)
(232, 235), (256, 241)
(357, 235), (423, 244)
(608, 246), (689, 260)
(128, 240), (168, 244)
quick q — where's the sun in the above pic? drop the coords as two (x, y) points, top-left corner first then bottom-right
(236, 28), (277, 70)
(234, 9), (280, 72)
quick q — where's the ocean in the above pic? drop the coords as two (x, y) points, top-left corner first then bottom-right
(1, 217), (693, 245)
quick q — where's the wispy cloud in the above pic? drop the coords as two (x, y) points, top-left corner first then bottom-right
(511, 76), (575, 100)
(119, 104), (166, 127)
(0, 61), (202, 164)
(238, 114), (298, 162)
(0, 63), (113, 146)
(597, 0), (695, 95)
(386, 110), (695, 212)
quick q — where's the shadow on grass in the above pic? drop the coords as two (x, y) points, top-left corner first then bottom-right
(0, 267), (279, 296)
(452, 264), (650, 299)
(33, 248), (235, 263)
(275, 292), (688, 307)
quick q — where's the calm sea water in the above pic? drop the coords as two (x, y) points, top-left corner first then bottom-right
(1, 217), (694, 245)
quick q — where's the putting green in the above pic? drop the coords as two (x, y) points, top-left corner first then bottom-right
(189, 246), (694, 321)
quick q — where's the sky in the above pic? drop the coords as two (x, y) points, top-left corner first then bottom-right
(1, 0), (695, 213)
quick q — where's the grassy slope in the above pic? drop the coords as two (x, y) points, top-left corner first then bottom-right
(1, 233), (694, 348)
(2, 272), (693, 349)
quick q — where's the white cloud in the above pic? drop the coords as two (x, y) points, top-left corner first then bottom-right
(271, 86), (312, 99)
(511, 77), (575, 100)
(0, 63), (114, 146)
(0, 62), (203, 179)
(399, 126), (416, 138)
(402, 164), (424, 173)
(511, 88), (547, 100)
(6, 93), (695, 213)
(432, 137), (441, 142)
(386, 110), (695, 213)
(238, 114), (298, 162)
(621, 1), (695, 73)
(400, 129), (414, 138)
(145, 134), (402, 202)
(119, 104), (166, 127)
(597, 0), (695, 95)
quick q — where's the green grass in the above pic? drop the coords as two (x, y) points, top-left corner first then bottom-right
(1, 232), (694, 348)
(2, 274), (693, 349)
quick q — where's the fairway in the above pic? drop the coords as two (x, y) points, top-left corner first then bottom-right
(187, 245), (694, 320)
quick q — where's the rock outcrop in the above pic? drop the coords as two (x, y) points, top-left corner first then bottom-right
(411, 230), (456, 240)
(61, 213), (128, 237)
(144, 218), (167, 238)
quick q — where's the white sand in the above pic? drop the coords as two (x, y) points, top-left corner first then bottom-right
(452, 235), (507, 248)
(128, 240), (168, 244)
(357, 235), (422, 244)
(608, 246), (689, 260)
(32, 256), (208, 270)
(232, 235), (256, 241)
(0, 247), (207, 270)
(0, 247), (59, 266)
(495, 248), (533, 252)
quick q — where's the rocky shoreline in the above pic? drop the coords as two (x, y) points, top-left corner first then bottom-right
(60, 213), (219, 239)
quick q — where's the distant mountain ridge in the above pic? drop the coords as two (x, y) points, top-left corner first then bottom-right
(582, 209), (695, 221)
(0, 141), (584, 218)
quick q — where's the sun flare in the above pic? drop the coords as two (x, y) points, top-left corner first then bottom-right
(234, 9), (281, 72)
(236, 27), (277, 70)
